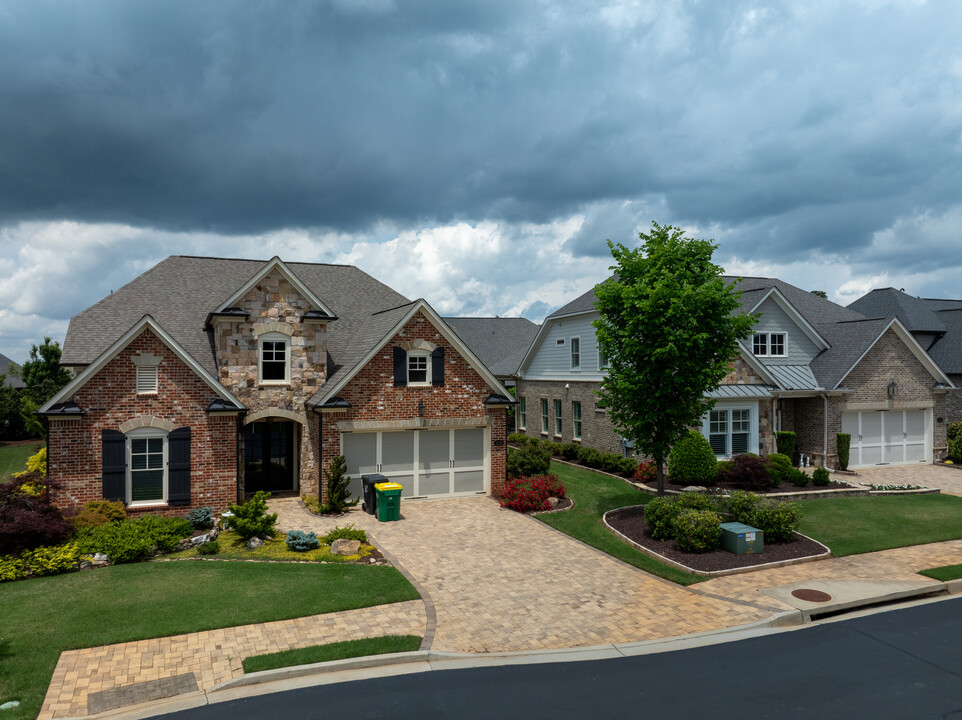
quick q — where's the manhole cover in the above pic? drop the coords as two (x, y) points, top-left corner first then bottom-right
(792, 588), (832, 603)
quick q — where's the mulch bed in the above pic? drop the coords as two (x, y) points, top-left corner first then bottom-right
(641, 478), (853, 495)
(606, 505), (828, 573)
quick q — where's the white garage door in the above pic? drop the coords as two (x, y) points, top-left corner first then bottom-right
(840, 410), (928, 467)
(341, 428), (487, 499)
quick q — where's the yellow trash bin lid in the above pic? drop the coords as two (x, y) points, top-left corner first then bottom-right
(375, 482), (403, 491)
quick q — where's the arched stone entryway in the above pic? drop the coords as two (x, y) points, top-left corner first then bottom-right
(242, 409), (309, 495)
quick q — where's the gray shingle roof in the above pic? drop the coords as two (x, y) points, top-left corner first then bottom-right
(929, 308), (962, 374)
(443, 317), (539, 378)
(62, 256), (410, 379)
(0, 353), (24, 389)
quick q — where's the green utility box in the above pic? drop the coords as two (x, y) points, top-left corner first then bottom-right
(720, 522), (764, 555)
(375, 482), (403, 522)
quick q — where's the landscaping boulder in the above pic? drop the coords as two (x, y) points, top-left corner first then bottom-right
(331, 538), (361, 556)
(682, 486), (708, 493)
(547, 497), (560, 508)
(190, 534), (210, 546)
(92, 553), (110, 565)
(246, 537), (266, 549)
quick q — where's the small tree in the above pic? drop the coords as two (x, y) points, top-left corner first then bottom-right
(594, 223), (757, 494)
(19, 338), (72, 438)
(321, 455), (359, 514)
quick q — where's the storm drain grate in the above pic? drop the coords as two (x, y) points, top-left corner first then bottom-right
(87, 672), (199, 714)
(791, 588), (833, 603)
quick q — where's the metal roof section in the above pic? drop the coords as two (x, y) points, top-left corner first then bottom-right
(40, 315), (247, 414)
(708, 384), (775, 399)
(42, 401), (85, 416)
(211, 256), (337, 320)
(766, 364), (821, 391)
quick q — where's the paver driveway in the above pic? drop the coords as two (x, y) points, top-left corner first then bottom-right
(853, 463), (962, 496)
(273, 497), (781, 653)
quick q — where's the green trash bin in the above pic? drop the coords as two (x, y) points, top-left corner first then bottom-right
(375, 482), (403, 522)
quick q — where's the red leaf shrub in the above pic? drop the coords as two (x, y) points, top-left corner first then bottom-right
(634, 460), (656, 483)
(719, 454), (770, 490)
(498, 474), (566, 513)
(0, 472), (72, 556)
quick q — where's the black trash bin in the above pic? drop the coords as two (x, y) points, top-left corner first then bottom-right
(361, 473), (387, 515)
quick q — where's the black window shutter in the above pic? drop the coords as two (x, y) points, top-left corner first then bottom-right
(168, 426), (191, 506)
(393, 346), (407, 387)
(102, 429), (126, 502)
(431, 346), (445, 386)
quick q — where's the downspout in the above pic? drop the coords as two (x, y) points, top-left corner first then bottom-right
(822, 392), (829, 469)
(236, 415), (243, 503)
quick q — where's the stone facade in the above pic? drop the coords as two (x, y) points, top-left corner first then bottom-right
(48, 329), (238, 515)
(722, 356), (767, 385)
(317, 311), (507, 502)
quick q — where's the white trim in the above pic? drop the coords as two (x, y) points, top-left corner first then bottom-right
(314, 299), (514, 403)
(212, 256), (336, 318)
(39, 315), (246, 413)
(126, 427), (168, 507)
(569, 336), (581, 371)
(747, 287), (830, 350)
(406, 349), (431, 387)
(834, 317), (955, 389)
(733, 348), (781, 387)
(258, 332), (291, 386)
(700, 402), (758, 458)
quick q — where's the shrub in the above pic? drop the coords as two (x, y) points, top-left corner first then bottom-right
(74, 516), (192, 563)
(577, 447), (603, 469)
(320, 455), (359, 514)
(676, 492), (718, 513)
(322, 524), (368, 544)
(19, 543), (82, 577)
(812, 467), (830, 486)
(634, 460), (656, 484)
(0, 555), (26, 582)
(543, 441), (563, 456)
(673, 509), (723, 553)
(775, 432), (797, 462)
(71, 500), (127, 530)
(197, 540), (221, 555)
(751, 500), (801, 543)
(507, 433), (528, 444)
(617, 456), (639, 476)
(224, 491), (278, 541)
(715, 460), (733, 484)
(599, 451), (624, 474)
(186, 506), (215, 530)
(560, 443), (580, 461)
(836, 432), (851, 471)
(498, 474), (565, 512)
(788, 468), (810, 487)
(643, 496), (681, 541)
(507, 442), (552, 478)
(765, 454), (793, 487)
(948, 421), (962, 442)
(285, 530), (320, 551)
(26, 446), (47, 475)
(0, 502), (73, 557)
(723, 490), (760, 525)
(947, 423), (962, 462)
(667, 431), (717, 485)
(720, 454), (770, 490)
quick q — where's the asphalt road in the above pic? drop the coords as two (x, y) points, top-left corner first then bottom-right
(158, 597), (962, 720)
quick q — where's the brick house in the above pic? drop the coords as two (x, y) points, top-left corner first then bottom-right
(515, 276), (957, 469)
(40, 256), (513, 516)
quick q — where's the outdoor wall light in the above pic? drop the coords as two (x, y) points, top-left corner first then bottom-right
(887, 380), (898, 398)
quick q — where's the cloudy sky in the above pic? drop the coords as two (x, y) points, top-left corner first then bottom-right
(1, 0), (961, 361)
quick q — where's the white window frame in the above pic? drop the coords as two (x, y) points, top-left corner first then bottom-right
(598, 349), (610, 370)
(258, 332), (291, 385)
(136, 365), (158, 395)
(701, 404), (757, 458)
(572, 401), (582, 440)
(126, 427), (168, 507)
(518, 397), (527, 430)
(570, 337), (581, 370)
(554, 399), (563, 437)
(751, 332), (787, 358)
(407, 350), (431, 387)
(541, 398), (549, 434)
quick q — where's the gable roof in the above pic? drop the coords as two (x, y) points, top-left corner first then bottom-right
(848, 288), (962, 374)
(212, 256), (337, 319)
(61, 256), (410, 378)
(309, 300), (514, 406)
(443, 317), (539, 378)
(0, 353), (24, 389)
(40, 315), (246, 414)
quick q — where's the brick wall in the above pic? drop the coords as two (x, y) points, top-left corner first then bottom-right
(48, 329), (238, 516)
(514, 379), (627, 454)
(316, 311), (507, 501)
(945, 375), (962, 425)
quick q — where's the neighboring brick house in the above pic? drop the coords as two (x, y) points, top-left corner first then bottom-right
(40, 256), (513, 516)
(515, 276), (957, 469)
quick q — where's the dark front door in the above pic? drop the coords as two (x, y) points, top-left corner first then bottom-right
(244, 420), (296, 493)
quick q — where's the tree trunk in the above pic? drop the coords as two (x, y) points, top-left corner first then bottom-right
(655, 457), (665, 496)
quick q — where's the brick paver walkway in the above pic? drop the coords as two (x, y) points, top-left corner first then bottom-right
(854, 463), (962, 496)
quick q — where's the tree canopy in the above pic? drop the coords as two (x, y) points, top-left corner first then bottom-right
(19, 337), (72, 437)
(593, 222), (757, 494)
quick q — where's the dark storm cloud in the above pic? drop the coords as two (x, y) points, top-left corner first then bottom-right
(1, 0), (961, 262)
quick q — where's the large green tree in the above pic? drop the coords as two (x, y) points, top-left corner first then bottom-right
(19, 337), (72, 437)
(593, 222), (757, 495)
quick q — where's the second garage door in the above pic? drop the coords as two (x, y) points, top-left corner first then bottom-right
(342, 427), (487, 499)
(840, 410), (929, 467)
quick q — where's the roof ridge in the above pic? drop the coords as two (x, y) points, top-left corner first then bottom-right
(172, 254), (357, 269)
(370, 299), (420, 316)
(834, 316), (887, 324)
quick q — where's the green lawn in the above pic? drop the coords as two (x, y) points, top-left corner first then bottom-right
(919, 564), (962, 582)
(798, 494), (962, 557)
(536, 461), (704, 586)
(0, 561), (420, 720)
(242, 635), (422, 674)
(0, 443), (42, 482)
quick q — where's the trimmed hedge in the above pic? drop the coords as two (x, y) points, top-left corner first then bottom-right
(775, 431), (796, 462)
(667, 431), (717, 485)
(836, 433), (851, 471)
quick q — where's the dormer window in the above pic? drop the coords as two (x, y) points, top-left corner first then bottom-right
(259, 333), (290, 385)
(752, 333), (786, 357)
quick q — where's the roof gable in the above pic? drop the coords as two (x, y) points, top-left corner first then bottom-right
(213, 256), (336, 318)
(39, 315), (245, 413)
(746, 287), (829, 350)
